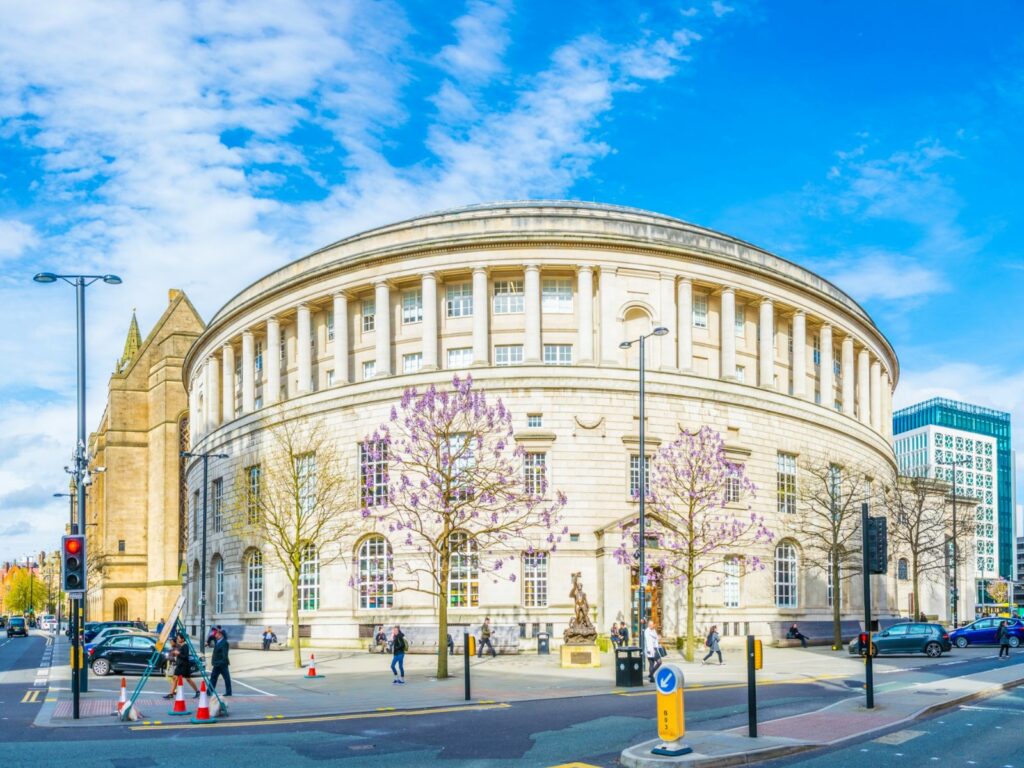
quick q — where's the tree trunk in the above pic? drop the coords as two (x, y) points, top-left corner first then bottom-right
(291, 578), (301, 669)
(437, 552), (450, 679)
(684, 566), (696, 662)
(912, 555), (921, 622)
(832, 560), (842, 648)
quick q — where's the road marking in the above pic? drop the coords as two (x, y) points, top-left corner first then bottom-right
(233, 678), (275, 697)
(547, 764), (603, 768)
(961, 705), (1024, 715)
(21, 690), (43, 703)
(873, 730), (926, 745)
(131, 702), (511, 731)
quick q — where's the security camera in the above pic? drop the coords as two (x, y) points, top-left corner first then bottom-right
(82, 471), (93, 486)
(93, 466), (106, 473)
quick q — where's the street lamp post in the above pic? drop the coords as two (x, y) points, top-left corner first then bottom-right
(619, 325), (669, 669)
(181, 449), (228, 658)
(34, 271), (121, 710)
(936, 455), (972, 629)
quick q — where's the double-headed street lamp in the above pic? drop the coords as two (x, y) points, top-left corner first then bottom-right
(181, 449), (228, 657)
(936, 455), (972, 629)
(619, 325), (669, 655)
(34, 271), (121, 710)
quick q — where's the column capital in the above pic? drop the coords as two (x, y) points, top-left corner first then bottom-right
(759, 296), (774, 307)
(577, 264), (594, 274)
(332, 289), (353, 300)
(296, 302), (312, 312)
(715, 285), (736, 297)
(420, 271), (437, 281)
(266, 314), (280, 326)
(221, 341), (234, 352)
(241, 329), (254, 339)
(374, 279), (394, 291)
(472, 266), (489, 276)
(524, 263), (540, 272)
(676, 275), (692, 285)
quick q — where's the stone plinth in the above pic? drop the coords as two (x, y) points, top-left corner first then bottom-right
(560, 643), (601, 668)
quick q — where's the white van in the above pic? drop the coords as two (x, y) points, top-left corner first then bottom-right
(40, 615), (57, 632)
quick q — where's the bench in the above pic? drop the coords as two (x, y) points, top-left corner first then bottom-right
(367, 624), (521, 654)
(768, 620), (863, 648)
(210, 623), (287, 651)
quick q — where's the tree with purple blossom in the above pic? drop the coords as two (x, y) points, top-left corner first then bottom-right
(361, 375), (567, 679)
(615, 426), (772, 662)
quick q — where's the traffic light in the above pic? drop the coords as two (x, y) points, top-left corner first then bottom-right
(61, 535), (86, 592)
(858, 632), (873, 656)
(866, 516), (888, 575)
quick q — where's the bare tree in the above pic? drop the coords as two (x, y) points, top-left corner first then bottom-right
(231, 419), (360, 668)
(793, 458), (875, 647)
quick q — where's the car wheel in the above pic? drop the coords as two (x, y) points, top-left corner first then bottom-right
(91, 658), (111, 676)
(955, 637), (968, 649)
(871, 645), (879, 657)
(1010, 636), (1021, 649)
(925, 642), (942, 658)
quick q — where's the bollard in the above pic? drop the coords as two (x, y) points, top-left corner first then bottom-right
(463, 632), (476, 701)
(651, 663), (692, 756)
(746, 635), (762, 738)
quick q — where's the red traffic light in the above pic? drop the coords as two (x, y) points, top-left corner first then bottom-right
(65, 537), (83, 555)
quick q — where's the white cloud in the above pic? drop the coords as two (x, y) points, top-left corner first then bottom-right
(822, 250), (949, 302)
(0, 220), (39, 261)
(711, 1), (734, 17)
(436, 0), (513, 85)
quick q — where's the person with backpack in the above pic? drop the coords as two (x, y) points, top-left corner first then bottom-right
(997, 620), (1012, 659)
(390, 625), (407, 684)
(701, 625), (723, 665)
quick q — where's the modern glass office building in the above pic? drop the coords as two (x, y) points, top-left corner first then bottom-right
(893, 398), (1013, 584)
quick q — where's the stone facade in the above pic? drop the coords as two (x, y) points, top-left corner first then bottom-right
(182, 201), (903, 648)
(85, 290), (204, 624)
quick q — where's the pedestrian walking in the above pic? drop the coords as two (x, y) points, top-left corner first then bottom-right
(390, 625), (406, 684)
(478, 617), (497, 658)
(619, 624), (630, 647)
(447, 632), (455, 655)
(610, 622), (621, 648)
(786, 623), (809, 648)
(162, 636), (181, 698)
(261, 626), (277, 651)
(997, 620), (1012, 659)
(644, 620), (662, 682)
(209, 627), (233, 696)
(169, 634), (199, 699)
(701, 625), (723, 665)
(155, 618), (165, 635)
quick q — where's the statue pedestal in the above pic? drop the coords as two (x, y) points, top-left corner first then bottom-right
(560, 643), (601, 668)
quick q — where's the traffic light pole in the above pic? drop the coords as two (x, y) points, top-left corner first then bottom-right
(861, 502), (874, 709)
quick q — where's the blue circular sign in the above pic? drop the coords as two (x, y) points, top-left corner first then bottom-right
(655, 666), (677, 694)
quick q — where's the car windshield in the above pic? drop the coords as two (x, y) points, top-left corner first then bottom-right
(11, 618), (25, 626)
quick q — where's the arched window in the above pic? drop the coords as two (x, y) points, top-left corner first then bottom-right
(213, 556), (225, 613)
(247, 550), (264, 613)
(113, 597), (128, 622)
(448, 532), (479, 608)
(774, 542), (798, 608)
(299, 543), (319, 611)
(897, 558), (909, 581)
(358, 536), (393, 609)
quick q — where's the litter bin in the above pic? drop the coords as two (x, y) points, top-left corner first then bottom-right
(537, 632), (550, 655)
(615, 646), (644, 687)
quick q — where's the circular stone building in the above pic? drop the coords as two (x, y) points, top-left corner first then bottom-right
(182, 201), (899, 650)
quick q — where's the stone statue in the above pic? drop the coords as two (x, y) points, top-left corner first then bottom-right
(563, 571), (598, 645)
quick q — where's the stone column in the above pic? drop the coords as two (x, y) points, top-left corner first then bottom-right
(222, 343), (235, 421)
(719, 288), (736, 380)
(792, 310), (807, 398)
(206, 354), (220, 428)
(332, 293), (348, 384)
(599, 266), (619, 364)
(472, 267), (489, 365)
(241, 331), (255, 413)
(374, 281), (391, 376)
(841, 335), (855, 416)
(266, 317), (281, 405)
(677, 277), (693, 372)
(881, 370), (892, 438)
(296, 304), (312, 394)
(759, 298), (774, 389)
(857, 347), (870, 425)
(421, 274), (438, 371)
(577, 266), (594, 364)
(659, 273), (676, 370)
(870, 358), (882, 431)
(524, 264), (541, 363)
(819, 323), (833, 409)
(189, 376), (202, 438)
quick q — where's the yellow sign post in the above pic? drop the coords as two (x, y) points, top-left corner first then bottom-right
(651, 663), (691, 756)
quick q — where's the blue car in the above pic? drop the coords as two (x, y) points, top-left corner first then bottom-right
(949, 617), (1024, 648)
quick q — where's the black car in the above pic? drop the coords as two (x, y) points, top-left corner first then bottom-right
(82, 621), (138, 644)
(89, 634), (196, 677)
(6, 617), (27, 638)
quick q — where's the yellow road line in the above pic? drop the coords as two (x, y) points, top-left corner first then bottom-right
(613, 673), (849, 697)
(21, 690), (43, 703)
(130, 702), (511, 731)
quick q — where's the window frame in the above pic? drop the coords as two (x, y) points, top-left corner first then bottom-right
(492, 279), (525, 314)
(299, 543), (319, 611)
(446, 282), (473, 318)
(358, 535), (394, 609)
(542, 344), (573, 365)
(541, 278), (573, 313)
(402, 289), (423, 325)
(494, 344), (524, 366)
(246, 550), (264, 613)
(448, 532), (479, 608)
(361, 298), (376, 333)
(774, 542), (798, 608)
(524, 452), (547, 495)
(777, 453), (797, 515)
(522, 551), (549, 607)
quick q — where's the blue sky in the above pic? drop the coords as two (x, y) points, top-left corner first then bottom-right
(1, 0), (1023, 558)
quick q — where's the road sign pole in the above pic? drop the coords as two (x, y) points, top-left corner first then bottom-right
(862, 502), (875, 709)
(747, 634), (758, 738)
(652, 663), (692, 757)
(463, 631), (471, 701)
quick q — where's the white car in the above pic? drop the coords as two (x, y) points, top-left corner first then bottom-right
(39, 615), (58, 632)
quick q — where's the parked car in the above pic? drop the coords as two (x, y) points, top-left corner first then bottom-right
(83, 626), (148, 656)
(6, 617), (28, 638)
(82, 621), (138, 643)
(848, 622), (951, 658)
(950, 617), (1024, 648)
(39, 615), (57, 632)
(89, 634), (190, 677)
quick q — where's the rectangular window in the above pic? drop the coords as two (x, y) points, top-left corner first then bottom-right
(523, 551), (549, 607)
(192, 490), (200, 535)
(495, 344), (524, 366)
(777, 453), (797, 514)
(360, 442), (388, 507)
(524, 452), (547, 495)
(833, 349), (841, 376)
(527, 414), (543, 428)
(543, 344), (573, 365)
(775, 544), (798, 607)
(280, 336), (287, 367)
(118, 539), (126, 553)
(295, 453), (316, 516)
(403, 352), (422, 374)
(402, 289), (423, 324)
(255, 395), (263, 409)
(246, 465), (261, 525)
(448, 534), (479, 608)
(735, 303), (745, 337)
(812, 334), (821, 367)
(447, 347), (474, 368)
(255, 341), (263, 374)
(724, 474), (741, 503)
(327, 310), (334, 341)
(326, 369), (335, 387)
(723, 558), (740, 608)
(362, 360), (376, 380)
(629, 454), (650, 499)
(693, 294), (708, 328)
(735, 365), (746, 383)
(493, 279), (524, 314)
(362, 298), (376, 333)
(542, 279), (573, 313)
(212, 478), (223, 532)
(446, 282), (473, 318)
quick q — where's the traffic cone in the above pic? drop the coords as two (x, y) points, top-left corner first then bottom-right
(168, 676), (191, 716)
(305, 652), (325, 678)
(116, 677), (127, 715)
(189, 681), (217, 724)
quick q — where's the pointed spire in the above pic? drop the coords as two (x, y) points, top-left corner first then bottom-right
(117, 309), (142, 373)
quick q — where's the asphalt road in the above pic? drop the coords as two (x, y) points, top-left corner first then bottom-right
(1, 632), (1022, 768)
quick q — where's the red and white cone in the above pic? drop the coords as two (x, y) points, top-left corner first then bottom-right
(168, 675), (191, 716)
(189, 681), (217, 724)
(116, 677), (127, 715)
(305, 652), (324, 678)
